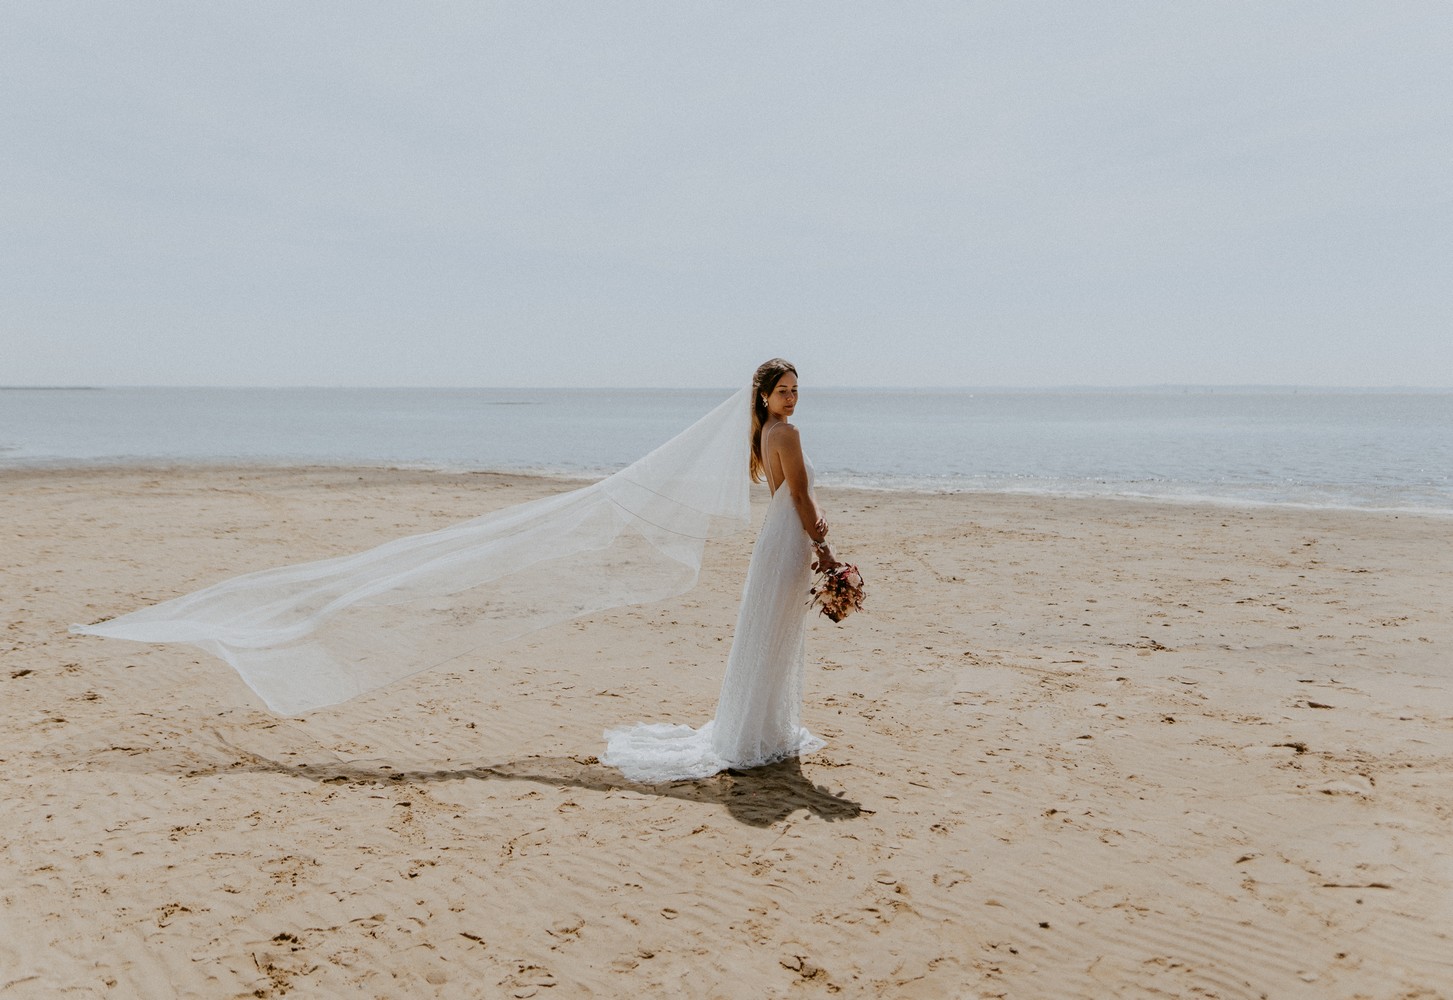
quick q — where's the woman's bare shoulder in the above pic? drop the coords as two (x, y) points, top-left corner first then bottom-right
(771, 422), (803, 448)
(763, 421), (800, 462)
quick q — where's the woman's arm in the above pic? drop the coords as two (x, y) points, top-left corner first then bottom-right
(769, 424), (839, 569)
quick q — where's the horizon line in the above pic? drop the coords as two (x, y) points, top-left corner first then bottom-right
(4, 383), (1452, 393)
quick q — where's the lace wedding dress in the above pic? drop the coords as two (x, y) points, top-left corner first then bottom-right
(602, 448), (825, 782)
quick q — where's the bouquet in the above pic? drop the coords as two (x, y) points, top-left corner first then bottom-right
(808, 562), (866, 623)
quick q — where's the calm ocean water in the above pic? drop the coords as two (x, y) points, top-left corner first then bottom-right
(3, 387), (1451, 513)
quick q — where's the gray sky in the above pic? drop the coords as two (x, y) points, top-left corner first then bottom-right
(4, 2), (1450, 388)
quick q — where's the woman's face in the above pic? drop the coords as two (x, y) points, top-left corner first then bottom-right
(764, 372), (799, 420)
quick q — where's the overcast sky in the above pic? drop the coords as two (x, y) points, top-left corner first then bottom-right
(4, 3), (1450, 388)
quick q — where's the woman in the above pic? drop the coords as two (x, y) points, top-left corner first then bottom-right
(71, 363), (831, 769)
(603, 359), (837, 782)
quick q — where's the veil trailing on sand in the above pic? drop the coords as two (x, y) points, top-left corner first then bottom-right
(72, 387), (753, 715)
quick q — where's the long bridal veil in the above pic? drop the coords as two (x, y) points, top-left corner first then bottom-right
(72, 387), (752, 715)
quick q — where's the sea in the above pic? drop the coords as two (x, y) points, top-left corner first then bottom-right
(3, 387), (1451, 515)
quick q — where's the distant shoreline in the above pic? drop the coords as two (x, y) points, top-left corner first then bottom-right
(5, 459), (1451, 519)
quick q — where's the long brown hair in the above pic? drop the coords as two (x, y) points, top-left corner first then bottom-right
(750, 358), (797, 483)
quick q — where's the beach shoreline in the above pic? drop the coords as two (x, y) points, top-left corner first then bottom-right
(4, 464), (1451, 996)
(8, 457), (1453, 521)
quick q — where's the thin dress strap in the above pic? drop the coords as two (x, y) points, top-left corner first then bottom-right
(762, 422), (782, 495)
(764, 422), (799, 496)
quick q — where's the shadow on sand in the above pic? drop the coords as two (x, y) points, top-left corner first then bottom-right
(129, 726), (870, 828)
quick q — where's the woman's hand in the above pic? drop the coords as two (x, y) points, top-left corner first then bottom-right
(812, 540), (839, 573)
(812, 517), (835, 570)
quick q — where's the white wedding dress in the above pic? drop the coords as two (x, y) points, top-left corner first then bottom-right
(602, 445), (825, 782)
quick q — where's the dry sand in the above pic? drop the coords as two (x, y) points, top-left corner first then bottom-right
(3, 465), (1451, 999)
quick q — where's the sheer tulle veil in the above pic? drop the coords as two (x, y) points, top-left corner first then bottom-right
(71, 387), (753, 714)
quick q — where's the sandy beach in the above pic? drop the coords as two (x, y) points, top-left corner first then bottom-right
(3, 464), (1451, 999)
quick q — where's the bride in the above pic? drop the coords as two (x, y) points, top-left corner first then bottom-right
(602, 358), (838, 782)
(71, 358), (840, 782)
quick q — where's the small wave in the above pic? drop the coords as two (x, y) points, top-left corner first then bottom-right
(815, 472), (1453, 517)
